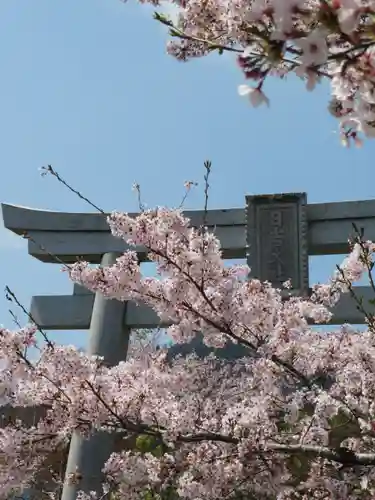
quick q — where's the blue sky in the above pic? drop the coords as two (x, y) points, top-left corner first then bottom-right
(0, 0), (373, 351)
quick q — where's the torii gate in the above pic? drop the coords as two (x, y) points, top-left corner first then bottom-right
(2, 193), (375, 500)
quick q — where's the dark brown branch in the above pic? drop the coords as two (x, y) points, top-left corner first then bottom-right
(177, 432), (375, 466)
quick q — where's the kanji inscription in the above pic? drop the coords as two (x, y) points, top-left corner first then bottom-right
(246, 193), (308, 295)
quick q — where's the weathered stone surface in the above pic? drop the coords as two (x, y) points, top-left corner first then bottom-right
(246, 193), (309, 295)
(4, 198), (375, 262)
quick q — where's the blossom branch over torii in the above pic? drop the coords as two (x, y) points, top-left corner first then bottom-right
(121, 0), (375, 145)
(1, 205), (375, 498)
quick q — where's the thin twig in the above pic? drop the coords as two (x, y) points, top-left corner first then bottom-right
(179, 181), (198, 209)
(132, 183), (145, 212)
(40, 165), (105, 214)
(335, 264), (375, 330)
(8, 309), (22, 329)
(83, 381), (164, 439)
(154, 12), (242, 54)
(202, 160), (211, 228)
(22, 232), (71, 270)
(8, 309), (29, 357)
(351, 223), (375, 325)
(5, 286), (54, 349)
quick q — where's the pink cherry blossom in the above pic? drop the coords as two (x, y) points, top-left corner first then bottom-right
(238, 84), (270, 107)
(295, 30), (329, 69)
(116, 0), (375, 144)
(336, 0), (363, 34)
(1, 208), (375, 498)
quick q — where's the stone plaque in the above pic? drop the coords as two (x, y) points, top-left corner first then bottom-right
(246, 193), (308, 295)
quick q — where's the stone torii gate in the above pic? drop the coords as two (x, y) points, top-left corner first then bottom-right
(2, 192), (375, 500)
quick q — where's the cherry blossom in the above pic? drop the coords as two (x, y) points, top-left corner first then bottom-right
(295, 30), (329, 69)
(238, 84), (270, 106)
(118, 0), (375, 143)
(1, 208), (375, 499)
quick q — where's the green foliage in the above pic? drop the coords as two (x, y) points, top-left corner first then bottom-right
(132, 435), (180, 500)
(135, 434), (164, 458)
(142, 489), (155, 500)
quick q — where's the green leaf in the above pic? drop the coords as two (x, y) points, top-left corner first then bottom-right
(153, 11), (168, 22)
(135, 434), (168, 457)
(169, 27), (181, 37)
(136, 434), (158, 454)
(142, 489), (156, 500)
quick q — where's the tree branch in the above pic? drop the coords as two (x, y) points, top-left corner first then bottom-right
(177, 432), (375, 466)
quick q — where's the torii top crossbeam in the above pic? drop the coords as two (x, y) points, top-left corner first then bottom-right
(3, 197), (375, 264)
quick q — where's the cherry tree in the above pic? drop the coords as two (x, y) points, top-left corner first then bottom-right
(1, 204), (375, 499)
(122, 0), (375, 145)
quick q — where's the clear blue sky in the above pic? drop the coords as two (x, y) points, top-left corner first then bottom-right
(0, 0), (373, 350)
